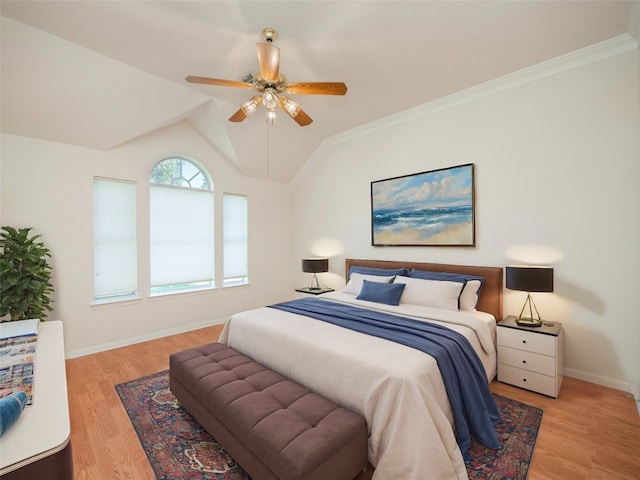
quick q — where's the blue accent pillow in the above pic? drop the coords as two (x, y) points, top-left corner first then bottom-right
(356, 279), (406, 306)
(0, 391), (27, 436)
(350, 266), (409, 277)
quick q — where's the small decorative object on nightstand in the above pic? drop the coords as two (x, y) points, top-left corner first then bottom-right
(497, 315), (563, 398)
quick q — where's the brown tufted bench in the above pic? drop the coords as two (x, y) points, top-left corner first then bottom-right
(169, 342), (368, 480)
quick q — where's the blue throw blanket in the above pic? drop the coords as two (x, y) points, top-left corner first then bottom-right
(269, 297), (500, 459)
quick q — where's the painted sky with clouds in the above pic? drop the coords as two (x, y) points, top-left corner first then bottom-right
(372, 164), (473, 211)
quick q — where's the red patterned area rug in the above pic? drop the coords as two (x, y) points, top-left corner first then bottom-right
(116, 370), (542, 480)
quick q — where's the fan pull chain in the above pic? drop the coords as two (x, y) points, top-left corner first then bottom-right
(266, 123), (270, 177)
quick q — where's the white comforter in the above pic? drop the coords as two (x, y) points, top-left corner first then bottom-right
(219, 292), (497, 480)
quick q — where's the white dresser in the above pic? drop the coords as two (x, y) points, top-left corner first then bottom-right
(497, 316), (563, 398)
(0, 321), (73, 479)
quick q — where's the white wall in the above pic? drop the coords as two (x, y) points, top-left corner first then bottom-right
(292, 48), (640, 397)
(1, 121), (294, 356)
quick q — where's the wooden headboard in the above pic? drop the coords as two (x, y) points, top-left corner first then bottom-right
(345, 258), (503, 321)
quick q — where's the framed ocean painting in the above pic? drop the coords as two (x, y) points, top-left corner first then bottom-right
(371, 163), (475, 246)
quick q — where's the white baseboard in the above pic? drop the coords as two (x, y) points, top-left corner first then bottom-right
(564, 367), (639, 401)
(65, 317), (228, 359)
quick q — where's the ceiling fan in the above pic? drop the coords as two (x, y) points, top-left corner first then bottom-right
(186, 27), (347, 127)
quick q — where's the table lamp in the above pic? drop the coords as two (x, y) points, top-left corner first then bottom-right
(505, 265), (554, 327)
(302, 258), (329, 290)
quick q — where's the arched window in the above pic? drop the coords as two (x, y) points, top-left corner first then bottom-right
(149, 157), (214, 294)
(150, 157), (210, 190)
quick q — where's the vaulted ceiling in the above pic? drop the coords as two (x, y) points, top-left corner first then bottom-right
(1, 1), (637, 182)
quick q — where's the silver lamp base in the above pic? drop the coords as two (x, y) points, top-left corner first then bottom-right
(516, 293), (543, 327)
(309, 273), (321, 290)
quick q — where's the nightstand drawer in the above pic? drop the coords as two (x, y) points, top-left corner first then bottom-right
(498, 345), (556, 376)
(497, 326), (556, 356)
(498, 364), (557, 397)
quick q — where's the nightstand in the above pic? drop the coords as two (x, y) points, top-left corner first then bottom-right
(497, 315), (563, 398)
(295, 287), (334, 295)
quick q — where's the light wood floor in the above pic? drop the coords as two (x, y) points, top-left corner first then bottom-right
(66, 324), (640, 480)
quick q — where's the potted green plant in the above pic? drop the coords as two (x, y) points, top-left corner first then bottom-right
(0, 226), (54, 321)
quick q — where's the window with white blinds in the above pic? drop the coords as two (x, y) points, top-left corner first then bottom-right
(149, 185), (214, 292)
(93, 177), (138, 302)
(223, 193), (248, 287)
(149, 157), (214, 294)
(93, 158), (245, 302)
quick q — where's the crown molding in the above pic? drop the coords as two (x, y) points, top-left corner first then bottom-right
(292, 33), (637, 186)
(332, 34), (637, 144)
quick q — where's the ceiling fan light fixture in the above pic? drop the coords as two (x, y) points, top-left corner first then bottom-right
(266, 108), (277, 125)
(281, 97), (300, 117)
(241, 97), (260, 117)
(263, 89), (278, 110)
(186, 27), (347, 128)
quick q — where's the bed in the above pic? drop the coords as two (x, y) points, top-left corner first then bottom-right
(219, 258), (503, 480)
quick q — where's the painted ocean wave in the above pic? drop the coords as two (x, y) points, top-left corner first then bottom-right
(373, 204), (472, 237)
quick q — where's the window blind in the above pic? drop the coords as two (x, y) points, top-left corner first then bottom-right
(223, 193), (248, 284)
(150, 185), (214, 288)
(93, 178), (137, 299)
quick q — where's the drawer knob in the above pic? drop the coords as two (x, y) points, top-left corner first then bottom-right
(522, 340), (527, 344)
(522, 360), (527, 364)
(523, 378), (527, 382)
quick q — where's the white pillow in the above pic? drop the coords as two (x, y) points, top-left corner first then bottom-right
(343, 273), (395, 295)
(460, 279), (482, 311)
(392, 275), (464, 311)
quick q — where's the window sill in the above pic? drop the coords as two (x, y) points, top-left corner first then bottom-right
(222, 282), (250, 289)
(148, 286), (217, 300)
(91, 295), (142, 308)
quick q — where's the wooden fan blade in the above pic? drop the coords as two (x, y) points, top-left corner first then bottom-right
(229, 95), (262, 123)
(186, 76), (253, 89)
(286, 82), (347, 95)
(228, 108), (248, 123)
(256, 43), (280, 81)
(278, 98), (313, 126)
(290, 107), (313, 126)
